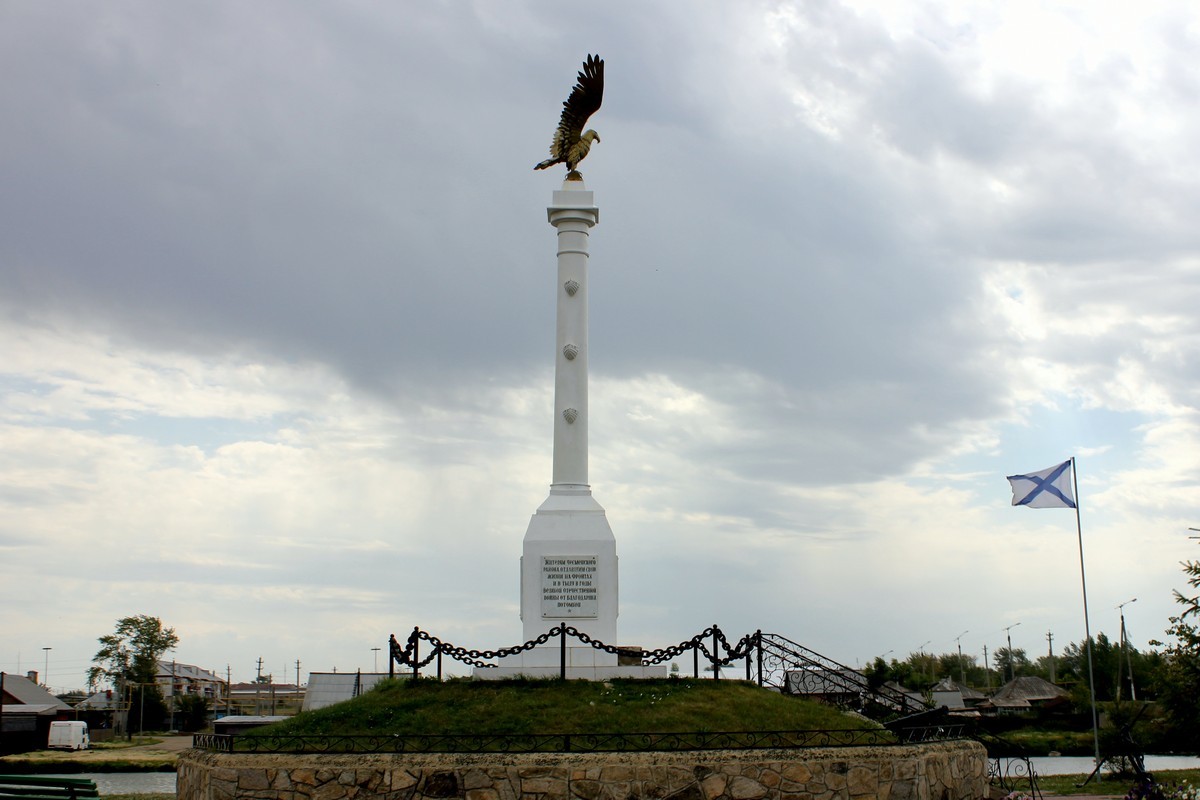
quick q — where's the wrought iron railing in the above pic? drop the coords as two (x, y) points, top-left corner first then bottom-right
(975, 729), (1042, 800)
(191, 726), (972, 754)
(759, 633), (924, 718)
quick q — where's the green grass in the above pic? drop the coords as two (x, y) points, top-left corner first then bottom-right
(1037, 768), (1200, 796)
(248, 677), (880, 739)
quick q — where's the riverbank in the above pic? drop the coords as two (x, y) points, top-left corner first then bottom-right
(0, 735), (191, 772)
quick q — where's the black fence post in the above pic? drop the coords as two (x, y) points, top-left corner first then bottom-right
(388, 636), (395, 679)
(413, 635), (419, 681)
(560, 624), (567, 679)
(693, 644), (699, 679)
(712, 628), (720, 681)
(756, 631), (763, 687)
(745, 645), (751, 681)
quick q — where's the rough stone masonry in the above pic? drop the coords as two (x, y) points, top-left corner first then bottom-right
(178, 740), (987, 800)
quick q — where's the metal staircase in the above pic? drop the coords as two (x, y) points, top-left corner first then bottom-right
(758, 632), (927, 720)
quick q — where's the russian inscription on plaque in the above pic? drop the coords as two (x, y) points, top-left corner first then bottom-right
(541, 555), (599, 618)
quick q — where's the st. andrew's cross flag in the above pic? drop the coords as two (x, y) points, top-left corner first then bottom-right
(1007, 460), (1076, 509)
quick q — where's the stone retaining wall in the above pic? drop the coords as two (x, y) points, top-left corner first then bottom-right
(178, 740), (987, 800)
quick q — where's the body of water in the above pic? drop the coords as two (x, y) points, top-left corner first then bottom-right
(41, 773), (177, 795)
(1021, 755), (1200, 776)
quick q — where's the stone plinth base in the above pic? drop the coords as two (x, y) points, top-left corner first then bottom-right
(178, 740), (989, 800)
(503, 644), (618, 668)
(472, 643), (668, 680)
(473, 665), (668, 680)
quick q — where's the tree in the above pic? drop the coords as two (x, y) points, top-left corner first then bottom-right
(1175, 553), (1200, 618)
(87, 615), (179, 734)
(175, 694), (209, 732)
(992, 647), (1030, 681)
(1148, 551), (1200, 751)
(88, 615), (179, 689)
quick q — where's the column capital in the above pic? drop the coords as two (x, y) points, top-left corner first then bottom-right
(548, 181), (599, 226)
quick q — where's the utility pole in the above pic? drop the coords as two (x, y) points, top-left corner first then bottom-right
(255, 658), (264, 715)
(225, 665), (231, 718)
(983, 645), (991, 691)
(296, 659), (301, 688)
(1046, 631), (1055, 683)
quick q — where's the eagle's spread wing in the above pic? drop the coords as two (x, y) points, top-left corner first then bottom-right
(536, 54), (604, 171)
(551, 54), (604, 156)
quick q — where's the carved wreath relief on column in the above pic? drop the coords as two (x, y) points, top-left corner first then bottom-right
(563, 408), (578, 424)
(564, 279), (580, 297)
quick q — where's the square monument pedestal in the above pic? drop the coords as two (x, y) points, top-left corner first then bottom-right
(475, 646), (667, 680)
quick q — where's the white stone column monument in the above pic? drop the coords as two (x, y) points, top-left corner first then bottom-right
(480, 179), (663, 680)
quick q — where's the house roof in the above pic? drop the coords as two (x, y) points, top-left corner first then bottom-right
(931, 677), (985, 699)
(302, 673), (389, 711)
(882, 681), (929, 706)
(990, 675), (1068, 704)
(157, 661), (223, 683)
(75, 691), (119, 710)
(0, 674), (71, 713)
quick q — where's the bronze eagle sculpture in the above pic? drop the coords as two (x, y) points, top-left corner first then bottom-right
(534, 54), (604, 180)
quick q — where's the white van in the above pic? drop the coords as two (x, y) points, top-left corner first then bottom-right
(47, 720), (90, 750)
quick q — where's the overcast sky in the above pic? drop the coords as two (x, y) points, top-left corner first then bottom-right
(3, 1), (1198, 693)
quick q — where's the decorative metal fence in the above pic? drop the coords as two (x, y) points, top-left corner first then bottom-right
(193, 727), (948, 754)
(975, 729), (1043, 800)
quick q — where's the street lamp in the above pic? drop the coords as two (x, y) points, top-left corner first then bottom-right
(42, 647), (51, 691)
(915, 641), (931, 685)
(1003, 622), (1022, 682)
(1117, 598), (1137, 702)
(953, 631), (969, 685)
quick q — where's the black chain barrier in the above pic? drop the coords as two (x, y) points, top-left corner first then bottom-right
(387, 624), (764, 681)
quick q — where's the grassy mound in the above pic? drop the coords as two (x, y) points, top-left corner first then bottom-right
(251, 677), (881, 737)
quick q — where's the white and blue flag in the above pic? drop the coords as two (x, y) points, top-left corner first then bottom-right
(1007, 460), (1076, 509)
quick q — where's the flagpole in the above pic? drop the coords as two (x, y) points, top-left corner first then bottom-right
(1072, 456), (1101, 763)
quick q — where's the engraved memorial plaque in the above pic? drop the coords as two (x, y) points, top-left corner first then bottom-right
(541, 555), (599, 618)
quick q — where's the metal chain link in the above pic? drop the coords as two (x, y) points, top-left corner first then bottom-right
(389, 624), (764, 674)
